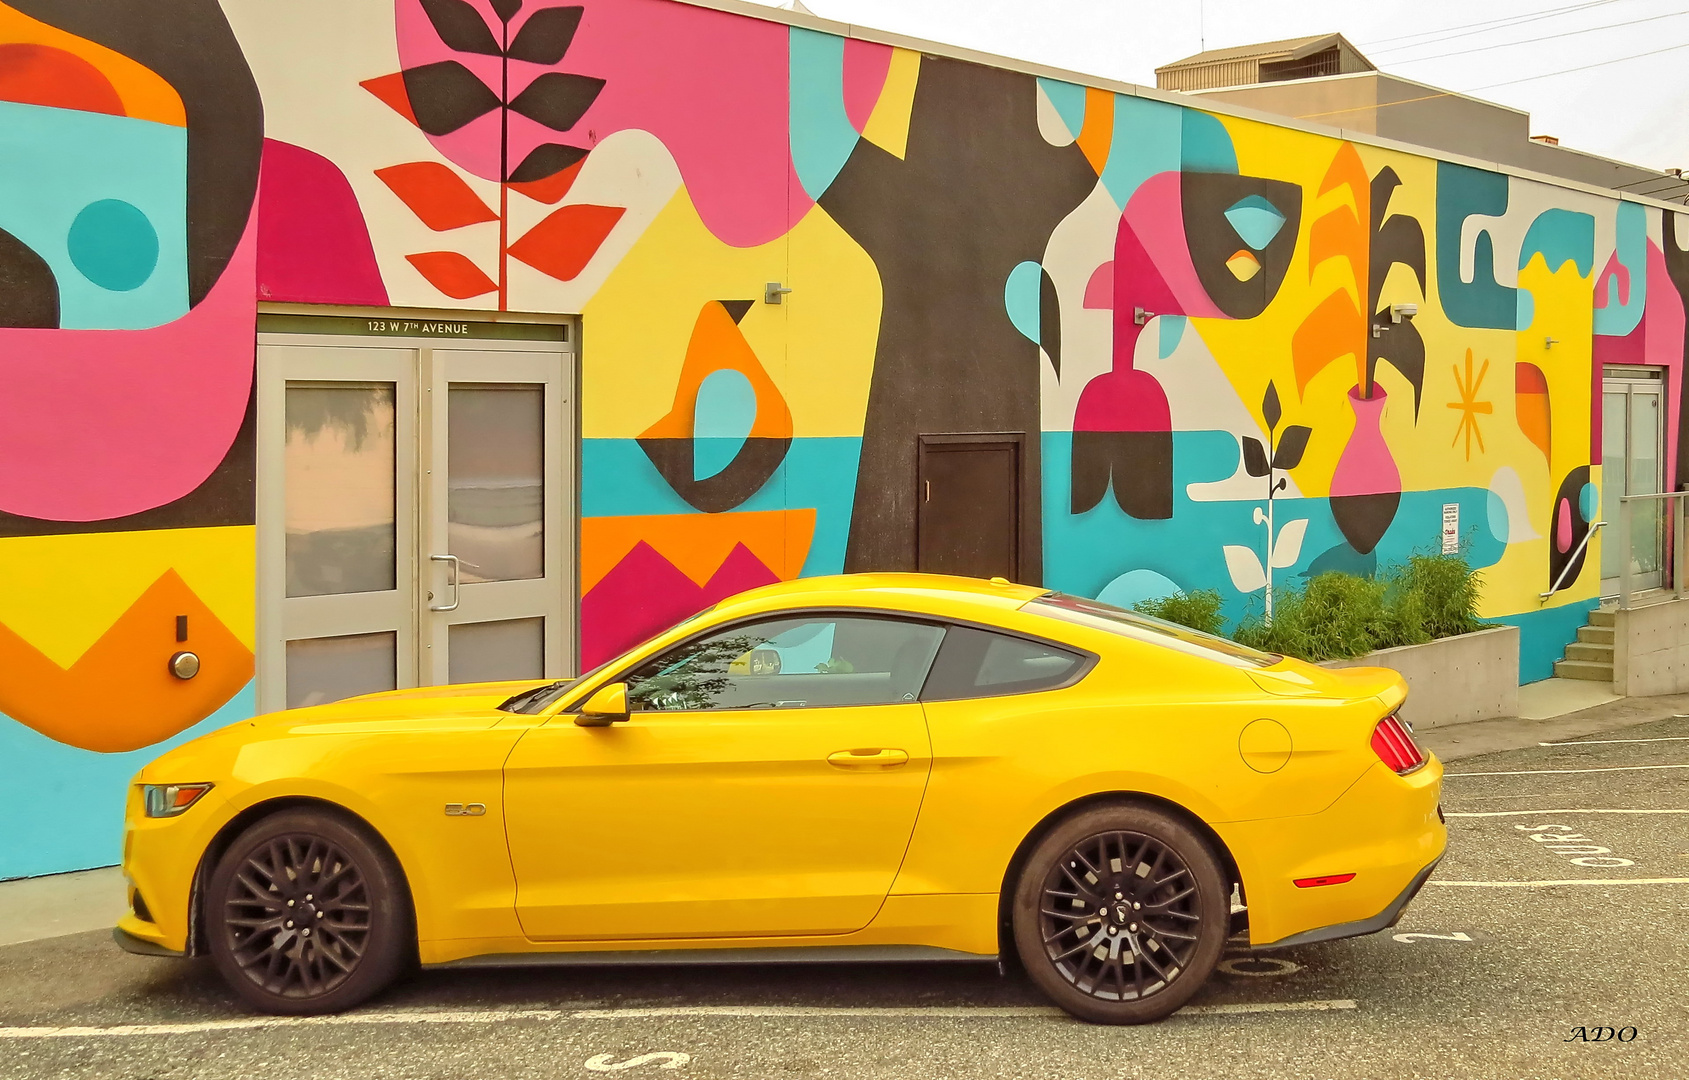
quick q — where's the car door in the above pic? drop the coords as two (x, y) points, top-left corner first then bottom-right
(503, 613), (946, 941)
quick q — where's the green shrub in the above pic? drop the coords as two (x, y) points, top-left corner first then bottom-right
(1135, 589), (1226, 636)
(1232, 554), (1481, 662)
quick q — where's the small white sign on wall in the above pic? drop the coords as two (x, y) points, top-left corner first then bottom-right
(1441, 503), (1460, 554)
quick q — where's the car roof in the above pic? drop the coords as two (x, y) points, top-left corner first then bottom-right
(713, 572), (1047, 615)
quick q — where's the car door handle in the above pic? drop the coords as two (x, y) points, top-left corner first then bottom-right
(827, 748), (910, 768)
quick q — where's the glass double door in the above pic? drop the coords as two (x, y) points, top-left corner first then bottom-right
(257, 334), (573, 712)
(1601, 369), (1667, 595)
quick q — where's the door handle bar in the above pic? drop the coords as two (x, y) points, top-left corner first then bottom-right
(827, 748), (909, 768)
(430, 554), (461, 611)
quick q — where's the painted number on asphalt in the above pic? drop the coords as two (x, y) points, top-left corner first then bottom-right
(585, 1052), (690, 1072)
(1515, 823), (1635, 867)
(1392, 932), (1473, 944)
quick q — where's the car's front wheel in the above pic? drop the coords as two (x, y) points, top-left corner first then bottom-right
(1012, 803), (1228, 1024)
(206, 809), (411, 1014)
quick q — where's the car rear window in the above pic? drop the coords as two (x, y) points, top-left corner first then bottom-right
(1023, 592), (1277, 670)
(921, 625), (1088, 701)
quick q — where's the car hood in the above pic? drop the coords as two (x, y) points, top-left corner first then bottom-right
(1248, 655), (1408, 711)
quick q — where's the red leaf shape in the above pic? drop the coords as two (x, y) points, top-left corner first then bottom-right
(375, 162), (497, 231)
(406, 251), (497, 298)
(360, 72), (418, 127)
(508, 204), (625, 281)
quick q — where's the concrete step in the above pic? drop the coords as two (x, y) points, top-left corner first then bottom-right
(1589, 609), (1617, 627)
(1578, 625), (1615, 645)
(1565, 642), (1614, 663)
(1554, 658), (1615, 682)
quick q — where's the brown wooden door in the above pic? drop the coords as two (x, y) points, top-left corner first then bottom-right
(917, 435), (1021, 581)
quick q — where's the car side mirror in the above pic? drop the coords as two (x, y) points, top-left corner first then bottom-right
(575, 683), (629, 727)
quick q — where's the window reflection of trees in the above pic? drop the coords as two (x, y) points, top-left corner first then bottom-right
(627, 634), (764, 712)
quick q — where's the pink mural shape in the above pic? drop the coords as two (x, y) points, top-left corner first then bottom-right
(1329, 385), (1403, 556)
(579, 539), (780, 668)
(840, 38), (892, 134)
(0, 215), (257, 521)
(393, 0), (804, 248)
(257, 139), (390, 306)
(1594, 249), (1632, 309)
(1083, 261), (1113, 309)
(1594, 240), (1685, 488)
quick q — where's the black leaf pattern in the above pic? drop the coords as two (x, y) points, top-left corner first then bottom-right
(509, 142), (587, 183)
(507, 6), (583, 65)
(1241, 437), (1270, 478)
(489, 0), (524, 22)
(507, 71), (605, 131)
(418, 0), (502, 56)
(402, 61), (502, 135)
(1271, 426), (1312, 471)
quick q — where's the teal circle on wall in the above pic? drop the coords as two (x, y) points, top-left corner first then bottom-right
(1579, 482), (1598, 522)
(67, 199), (159, 292)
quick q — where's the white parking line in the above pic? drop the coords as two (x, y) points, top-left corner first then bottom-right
(1444, 764), (1689, 777)
(0, 1000), (1358, 1039)
(1444, 809), (1689, 817)
(1539, 736), (1689, 746)
(1428, 878), (1689, 888)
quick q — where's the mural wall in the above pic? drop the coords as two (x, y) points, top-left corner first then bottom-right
(4, 0), (1687, 876)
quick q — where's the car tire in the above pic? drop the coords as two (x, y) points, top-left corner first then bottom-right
(206, 809), (411, 1015)
(1011, 803), (1229, 1024)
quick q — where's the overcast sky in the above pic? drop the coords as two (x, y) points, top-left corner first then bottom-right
(750, 0), (1689, 174)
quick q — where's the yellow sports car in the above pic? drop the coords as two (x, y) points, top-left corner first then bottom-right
(118, 574), (1445, 1024)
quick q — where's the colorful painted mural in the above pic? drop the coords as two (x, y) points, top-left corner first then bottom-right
(4, 0), (1689, 876)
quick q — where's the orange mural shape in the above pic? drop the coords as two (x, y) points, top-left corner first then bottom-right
(641, 301), (793, 442)
(1075, 87), (1113, 177)
(0, 570), (253, 753)
(1516, 361), (1552, 460)
(0, 2), (185, 125)
(581, 508), (817, 595)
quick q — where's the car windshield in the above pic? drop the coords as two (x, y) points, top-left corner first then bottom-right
(498, 603), (721, 714)
(1022, 592), (1278, 670)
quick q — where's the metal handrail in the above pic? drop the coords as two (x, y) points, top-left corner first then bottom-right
(1540, 521), (1605, 601)
(1612, 490), (1689, 610)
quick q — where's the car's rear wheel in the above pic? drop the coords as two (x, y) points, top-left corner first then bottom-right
(206, 809), (410, 1015)
(1012, 803), (1228, 1024)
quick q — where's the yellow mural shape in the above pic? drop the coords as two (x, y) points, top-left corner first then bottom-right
(860, 47), (921, 161)
(583, 186), (882, 440)
(0, 526), (255, 670)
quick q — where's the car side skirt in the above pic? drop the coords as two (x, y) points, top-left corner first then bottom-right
(427, 944), (997, 969)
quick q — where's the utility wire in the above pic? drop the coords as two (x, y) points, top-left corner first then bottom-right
(1469, 38), (1689, 88)
(1391, 9), (1689, 65)
(1363, 0), (1628, 51)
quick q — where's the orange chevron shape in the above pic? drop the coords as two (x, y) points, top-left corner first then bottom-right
(581, 509), (816, 595)
(0, 569), (253, 753)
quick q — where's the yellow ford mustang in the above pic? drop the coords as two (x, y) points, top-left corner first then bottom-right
(118, 574), (1445, 1024)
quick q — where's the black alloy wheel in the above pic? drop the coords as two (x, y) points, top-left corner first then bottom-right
(207, 810), (411, 1015)
(1013, 804), (1227, 1024)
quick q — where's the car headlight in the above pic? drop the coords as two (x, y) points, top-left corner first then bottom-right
(143, 783), (214, 818)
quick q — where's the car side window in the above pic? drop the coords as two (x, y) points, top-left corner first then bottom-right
(921, 625), (1086, 702)
(622, 616), (946, 712)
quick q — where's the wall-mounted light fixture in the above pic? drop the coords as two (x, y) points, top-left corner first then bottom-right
(1545, 336), (1559, 349)
(1390, 303), (1418, 323)
(764, 282), (793, 305)
(1133, 306), (1153, 326)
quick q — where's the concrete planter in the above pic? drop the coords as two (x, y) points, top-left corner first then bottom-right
(1322, 624), (1520, 730)
(1612, 596), (1689, 696)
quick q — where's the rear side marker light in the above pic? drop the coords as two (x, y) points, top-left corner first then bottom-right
(1371, 715), (1427, 775)
(1294, 874), (1356, 888)
(143, 783), (214, 818)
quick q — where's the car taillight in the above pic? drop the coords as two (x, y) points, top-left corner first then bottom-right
(1371, 715), (1426, 775)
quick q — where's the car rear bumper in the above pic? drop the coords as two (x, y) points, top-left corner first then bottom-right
(1251, 856), (1440, 949)
(1215, 756), (1447, 947)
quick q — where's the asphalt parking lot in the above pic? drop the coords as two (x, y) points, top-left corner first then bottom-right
(3, 714), (1686, 1080)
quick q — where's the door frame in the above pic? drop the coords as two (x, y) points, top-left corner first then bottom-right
(1601, 365), (1668, 597)
(915, 432), (1028, 583)
(255, 307), (580, 714)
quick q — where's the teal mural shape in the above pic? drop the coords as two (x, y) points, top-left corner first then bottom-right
(1179, 109), (1237, 175)
(1595, 201), (1648, 338)
(1036, 77), (1086, 140)
(1223, 194), (1288, 250)
(1519, 209), (1595, 275)
(0, 100), (189, 330)
(68, 199), (159, 292)
(1098, 94), (1181, 209)
(1435, 161), (1514, 331)
(1005, 259), (1043, 344)
(693, 368), (758, 481)
(788, 26), (859, 200)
